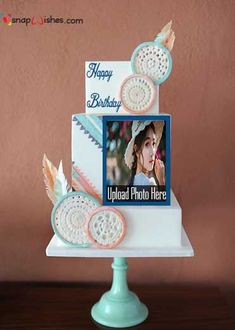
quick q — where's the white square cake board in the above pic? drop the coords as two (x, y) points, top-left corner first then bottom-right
(46, 227), (193, 258)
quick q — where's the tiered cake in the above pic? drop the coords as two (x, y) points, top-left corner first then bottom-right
(71, 22), (182, 249)
(46, 23), (193, 329)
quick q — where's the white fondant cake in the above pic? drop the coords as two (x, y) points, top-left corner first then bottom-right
(117, 191), (181, 248)
(72, 111), (182, 248)
(46, 23), (188, 252)
(72, 24), (181, 248)
(72, 112), (171, 203)
(72, 114), (102, 201)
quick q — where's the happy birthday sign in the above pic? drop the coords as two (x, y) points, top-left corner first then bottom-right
(85, 61), (159, 115)
(86, 61), (132, 115)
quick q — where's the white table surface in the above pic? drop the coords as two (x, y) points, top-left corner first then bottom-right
(46, 226), (194, 258)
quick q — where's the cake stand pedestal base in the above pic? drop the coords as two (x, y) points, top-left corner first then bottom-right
(91, 257), (148, 328)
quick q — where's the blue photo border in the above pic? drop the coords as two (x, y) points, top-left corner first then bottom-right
(102, 115), (171, 206)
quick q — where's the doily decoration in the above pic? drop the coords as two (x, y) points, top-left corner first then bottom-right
(120, 74), (156, 114)
(131, 39), (172, 85)
(51, 191), (100, 247)
(86, 207), (126, 248)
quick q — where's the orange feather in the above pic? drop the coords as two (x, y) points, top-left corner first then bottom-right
(42, 154), (57, 204)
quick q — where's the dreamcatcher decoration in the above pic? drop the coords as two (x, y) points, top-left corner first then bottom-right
(43, 155), (126, 249)
(51, 191), (100, 247)
(86, 207), (126, 248)
(120, 21), (175, 114)
(120, 74), (156, 114)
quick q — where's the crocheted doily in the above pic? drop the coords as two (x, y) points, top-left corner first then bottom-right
(51, 192), (100, 246)
(120, 74), (156, 114)
(87, 207), (126, 248)
(132, 44), (171, 84)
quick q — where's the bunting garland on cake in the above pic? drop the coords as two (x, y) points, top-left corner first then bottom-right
(72, 164), (102, 204)
(73, 115), (103, 149)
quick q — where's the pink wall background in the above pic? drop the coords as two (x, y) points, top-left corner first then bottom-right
(1, 0), (235, 302)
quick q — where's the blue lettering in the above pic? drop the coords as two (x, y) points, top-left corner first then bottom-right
(86, 62), (99, 79)
(87, 93), (121, 112)
(87, 93), (99, 108)
(86, 62), (113, 82)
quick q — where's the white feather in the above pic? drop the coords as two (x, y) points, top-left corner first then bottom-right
(54, 161), (72, 200)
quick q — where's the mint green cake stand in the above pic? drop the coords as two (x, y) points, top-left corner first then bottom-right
(46, 227), (194, 328)
(91, 257), (148, 328)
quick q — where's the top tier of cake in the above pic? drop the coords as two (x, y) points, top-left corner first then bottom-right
(85, 61), (160, 116)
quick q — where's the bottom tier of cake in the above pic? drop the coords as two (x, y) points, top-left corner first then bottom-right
(46, 191), (193, 258)
(117, 190), (181, 248)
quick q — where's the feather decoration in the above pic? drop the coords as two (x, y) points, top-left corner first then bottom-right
(161, 21), (172, 35)
(159, 21), (175, 52)
(42, 154), (57, 204)
(54, 160), (72, 201)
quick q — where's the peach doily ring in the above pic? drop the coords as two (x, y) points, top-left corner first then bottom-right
(120, 74), (156, 114)
(86, 206), (126, 248)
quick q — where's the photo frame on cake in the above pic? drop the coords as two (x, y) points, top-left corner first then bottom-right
(103, 115), (171, 206)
